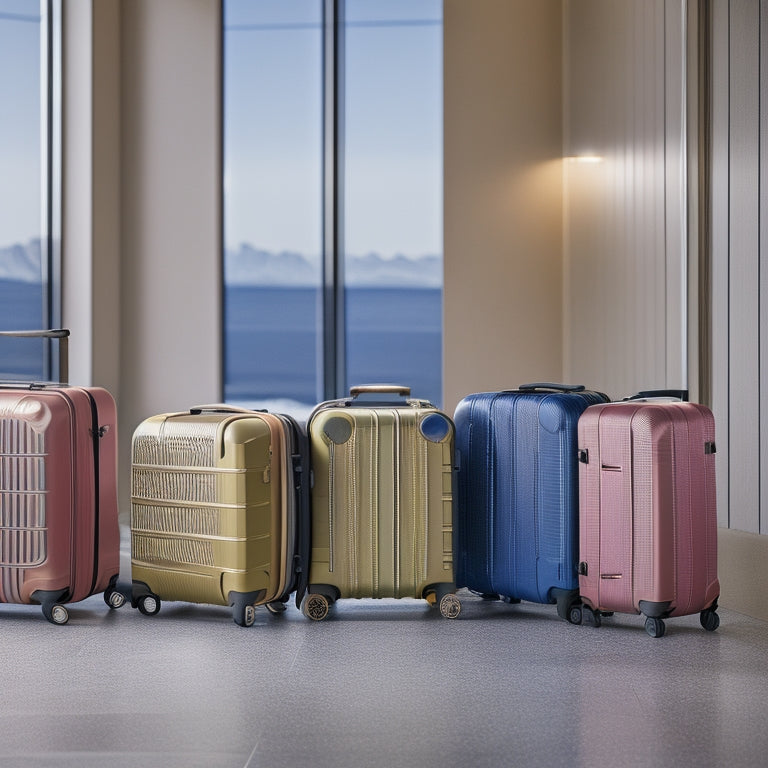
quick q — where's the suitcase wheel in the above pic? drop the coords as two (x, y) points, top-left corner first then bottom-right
(700, 608), (720, 632)
(582, 607), (602, 628)
(567, 604), (583, 625)
(137, 593), (161, 617)
(42, 603), (69, 626)
(103, 586), (126, 610)
(265, 601), (288, 615)
(302, 593), (331, 621)
(644, 616), (666, 638)
(439, 593), (462, 619)
(234, 604), (256, 627)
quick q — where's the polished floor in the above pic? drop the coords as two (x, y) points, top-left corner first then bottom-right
(0, 530), (766, 768)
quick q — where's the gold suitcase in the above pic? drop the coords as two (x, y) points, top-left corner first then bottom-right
(303, 386), (460, 620)
(130, 406), (309, 626)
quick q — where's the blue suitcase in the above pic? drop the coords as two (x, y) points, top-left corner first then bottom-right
(454, 383), (608, 620)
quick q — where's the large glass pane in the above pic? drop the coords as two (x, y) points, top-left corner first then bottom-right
(223, 0), (323, 418)
(0, 0), (45, 378)
(344, 0), (443, 405)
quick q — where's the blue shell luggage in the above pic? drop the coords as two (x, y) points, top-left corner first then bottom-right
(454, 383), (608, 620)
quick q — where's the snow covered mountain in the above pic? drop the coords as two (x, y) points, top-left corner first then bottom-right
(225, 244), (442, 288)
(0, 241), (41, 283)
(0, 240), (442, 288)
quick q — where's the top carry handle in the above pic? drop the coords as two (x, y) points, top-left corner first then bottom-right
(311, 384), (431, 421)
(348, 384), (434, 408)
(625, 389), (688, 402)
(516, 383), (586, 393)
(0, 328), (69, 385)
(189, 404), (267, 415)
(350, 384), (411, 398)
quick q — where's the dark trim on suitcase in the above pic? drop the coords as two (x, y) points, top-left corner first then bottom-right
(85, 390), (103, 598)
(279, 414), (312, 609)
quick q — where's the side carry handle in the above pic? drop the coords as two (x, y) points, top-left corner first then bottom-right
(517, 382), (586, 393)
(0, 329), (69, 385)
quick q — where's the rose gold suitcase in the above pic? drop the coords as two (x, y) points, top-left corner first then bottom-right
(576, 394), (720, 637)
(0, 330), (123, 624)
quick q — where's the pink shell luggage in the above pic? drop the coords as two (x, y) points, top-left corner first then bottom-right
(0, 330), (124, 624)
(576, 392), (720, 637)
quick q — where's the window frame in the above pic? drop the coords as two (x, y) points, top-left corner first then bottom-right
(42, 0), (63, 379)
(221, 0), (442, 405)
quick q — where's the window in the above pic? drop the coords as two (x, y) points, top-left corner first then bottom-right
(223, 0), (443, 417)
(0, 0), (61, 380)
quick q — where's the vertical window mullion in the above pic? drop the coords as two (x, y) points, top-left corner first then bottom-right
(323, 0), (345, 399)
(39, 0), (61, 380)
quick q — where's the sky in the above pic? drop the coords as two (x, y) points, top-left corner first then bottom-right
(223, 0), (442, 259)
(0, 0), (43, 250)
(0, 0), (443, 260)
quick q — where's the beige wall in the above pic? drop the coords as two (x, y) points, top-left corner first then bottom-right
(117, 0), (222, 515)
(442, 0), (564, 414)
(62, 0), (121, 394)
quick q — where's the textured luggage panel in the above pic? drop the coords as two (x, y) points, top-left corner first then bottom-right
(131, 410), (289, 608)
(455, 387), (607, 605)
(0, 387), (119, 606)
(309, 404), (455, 600)
(578, 401), (719, 618)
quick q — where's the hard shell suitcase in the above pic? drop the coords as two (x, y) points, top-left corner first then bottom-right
(454, 383), (608, 620)
(576, 395), (720, 637)
(0, 329), (123, 624)
(303, 385), (460, 620)
(130, 405), (310, 626)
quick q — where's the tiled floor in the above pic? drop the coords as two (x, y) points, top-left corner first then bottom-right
(0, 531), (766, 768)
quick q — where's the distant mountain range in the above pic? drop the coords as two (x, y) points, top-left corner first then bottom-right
(0, 241), (442, 288)
(0, 241), (41, 283)
(225, 245), (442, 288)
(224, 244), (443, 288)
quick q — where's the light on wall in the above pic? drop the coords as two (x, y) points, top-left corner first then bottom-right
(565, 154), (603, 164)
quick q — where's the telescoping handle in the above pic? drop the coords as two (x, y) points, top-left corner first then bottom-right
(517, 382), (586, 393)
(0, 329), (69, 385)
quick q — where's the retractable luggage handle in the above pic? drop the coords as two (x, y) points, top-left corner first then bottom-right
(0, 328), (69, 385)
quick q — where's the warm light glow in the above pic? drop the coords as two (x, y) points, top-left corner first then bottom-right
(566, 155), (603, 164)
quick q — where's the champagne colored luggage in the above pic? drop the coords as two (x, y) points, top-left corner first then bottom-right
(576, 394), (720, 637)
(130, 405), (309, 626)
(454, 383), (608, 620)
(0, 329), (123, 624)
(302, 385), (460, 621)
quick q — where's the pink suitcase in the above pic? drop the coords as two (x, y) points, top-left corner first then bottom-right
(0, 330), (123, 624)
(576, 395), (720, 637)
